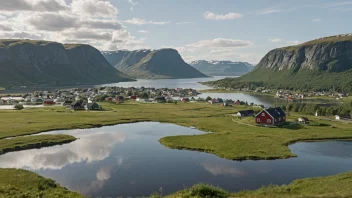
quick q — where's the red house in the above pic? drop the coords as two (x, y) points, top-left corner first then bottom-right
(130, 95), (137, 100)
(115, 96), (124, 104)
(43, 99), (55, 105)
(255, 107), (286, 125)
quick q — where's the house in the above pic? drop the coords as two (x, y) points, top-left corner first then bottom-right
(43, 99), (55, 105)
(236, 110), (255, 117)
(234, 100), (241, 105)
(130, 95), (137, 100)
(154, 96), (166, 103)
(63, 100), (73, 106)
(335, 115), (351, 120)
(85, 102), (101, 110)
(116, 96), (124, 104)
(255, 107), (286, 125)
(181, 98), (190, 103)
(70, 101), (84, 110)
(298, 117), (310, 124)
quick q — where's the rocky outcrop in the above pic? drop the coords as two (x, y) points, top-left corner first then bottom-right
(189, 60), (254, 76)
(255, 34), (352, 72)
(102, 49), (207, 79)
(0, 39), (131, 88)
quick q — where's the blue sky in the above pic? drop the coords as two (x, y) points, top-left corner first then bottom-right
(1, 0), (352, 63)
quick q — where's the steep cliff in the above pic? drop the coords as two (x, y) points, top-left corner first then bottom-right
(102, 49), (207, 79)
(189, 60), (254, 76)
(0, 39), (131, 88)
(208, 34), (352, 92)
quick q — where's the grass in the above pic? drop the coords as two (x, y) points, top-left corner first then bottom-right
(163, 171), (352, 198)
(0, 168), (83, 198)
(1, 102), (352, 197)
(1, 102), (352, 161)
(163, 184), (230, 198)
(0, 87), (4, 91)
(0, 134), (76, 155)
(233, 171), (352, 198)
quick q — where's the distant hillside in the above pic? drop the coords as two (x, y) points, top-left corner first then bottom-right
(0, 39), (131, 88)
(102, 49), (207, 79)
(189, 60), (254, 76)
(206, 34), (352, 92)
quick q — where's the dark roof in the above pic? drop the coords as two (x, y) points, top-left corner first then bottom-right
(265, 107), (286, 118)
(237, 110), (254, 116)
(71, 100), (83, 107)
(87, 102), (100, 109)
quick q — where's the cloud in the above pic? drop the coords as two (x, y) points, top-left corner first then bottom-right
(71, 0), (118, 17)
(320, 1), (352, 8)
(0, 31), (43, 40)
(25, 13), (78, 31)
(128, 0), (140, 10)
(268, 38), (282, 43)
(124, 18), (170, 25)
(312, 18), (322, 22)
(176, 21), (195, 25)
(254, 6), (293, 15)
(61, 29), (112, 41)
(138, 30), (150, 33)
(0, 23), (13, 31)
(0, 0), (68, 12)
(186, 38), (253, 49)
(104, 29), (146, 50)
(204, 11), (243, 20)
(286, 40), (300, 45)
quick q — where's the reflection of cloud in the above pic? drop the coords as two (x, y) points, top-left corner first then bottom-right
(0, 132), (126, 170)
(202, 163), (247, 177)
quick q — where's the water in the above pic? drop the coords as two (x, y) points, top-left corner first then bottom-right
(98, 76), (230, 89)
(1, 122), (352, 197)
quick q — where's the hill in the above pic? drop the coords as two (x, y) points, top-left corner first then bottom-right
(189, 60), (254, 76)
(0, 39), (131, 88)
(206, 34), (352, 92)
(102, 49), (207, 79)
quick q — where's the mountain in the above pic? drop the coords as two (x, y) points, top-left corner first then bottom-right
(0, 39), (131, 88)
(207, 34), (352, 92)
(102, 49), (207, 79)
(189, 60), (254, 76)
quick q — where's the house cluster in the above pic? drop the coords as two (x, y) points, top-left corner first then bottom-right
(275, 90), (349, 101)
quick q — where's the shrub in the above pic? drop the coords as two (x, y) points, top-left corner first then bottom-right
(14, 104), (24, 110)
(170, 184), (230, 198)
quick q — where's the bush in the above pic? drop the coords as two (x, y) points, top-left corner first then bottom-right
(14, 104), (24, 110)
(170, 184), (230, 198)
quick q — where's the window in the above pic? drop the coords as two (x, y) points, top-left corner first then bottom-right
(257, 118), (260, 122)
(261, 113), (265, 116)
(279, 117), (281, 121)
(267, 119), (271, 124)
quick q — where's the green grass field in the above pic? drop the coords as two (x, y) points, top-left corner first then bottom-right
(0, 87), (5, 91)
(1, 102), (352, 197)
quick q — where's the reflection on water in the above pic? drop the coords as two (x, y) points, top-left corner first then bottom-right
(0, 122), (352, 197)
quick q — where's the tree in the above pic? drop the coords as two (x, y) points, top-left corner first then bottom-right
(206, 96), (212, 101)
(14, 104), (24, 110)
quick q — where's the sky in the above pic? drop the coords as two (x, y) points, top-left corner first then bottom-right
(0, 0), (352, 64)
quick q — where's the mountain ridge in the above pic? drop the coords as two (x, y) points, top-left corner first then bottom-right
(102, 49), (207, 79)
(206, 34), (352, 92)
(0, 39), (132, 88)
(189, 60), (254, 76)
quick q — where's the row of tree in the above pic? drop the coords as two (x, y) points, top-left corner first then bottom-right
(277, 101), (352, 117)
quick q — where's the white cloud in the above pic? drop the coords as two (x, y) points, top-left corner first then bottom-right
(0, 31), (43, 40)
(71, 0), (118, 17)
(128, 0), (140, 10)
(25, 13), (78, 31)
(124, 18), (170, 25)
(204, 11), (243, 20)
(268, 38), (282, 43)
(61, 29), (112, 41)
(176, 21), (195, 25)
(0, 23), (13, 31)
(0, 0), (69, 12)
(138, 30), (150, 33)
(186, 38), (253, 49)
(320, 1), (352, 8)
(254, 6), (293, 15)
(312, 18), (322, 22)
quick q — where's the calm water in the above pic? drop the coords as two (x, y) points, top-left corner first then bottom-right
(1, 122), (352, 197)
(98, 76), (231, 89)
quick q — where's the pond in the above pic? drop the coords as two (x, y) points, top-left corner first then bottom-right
(0, 122), (352, 197)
